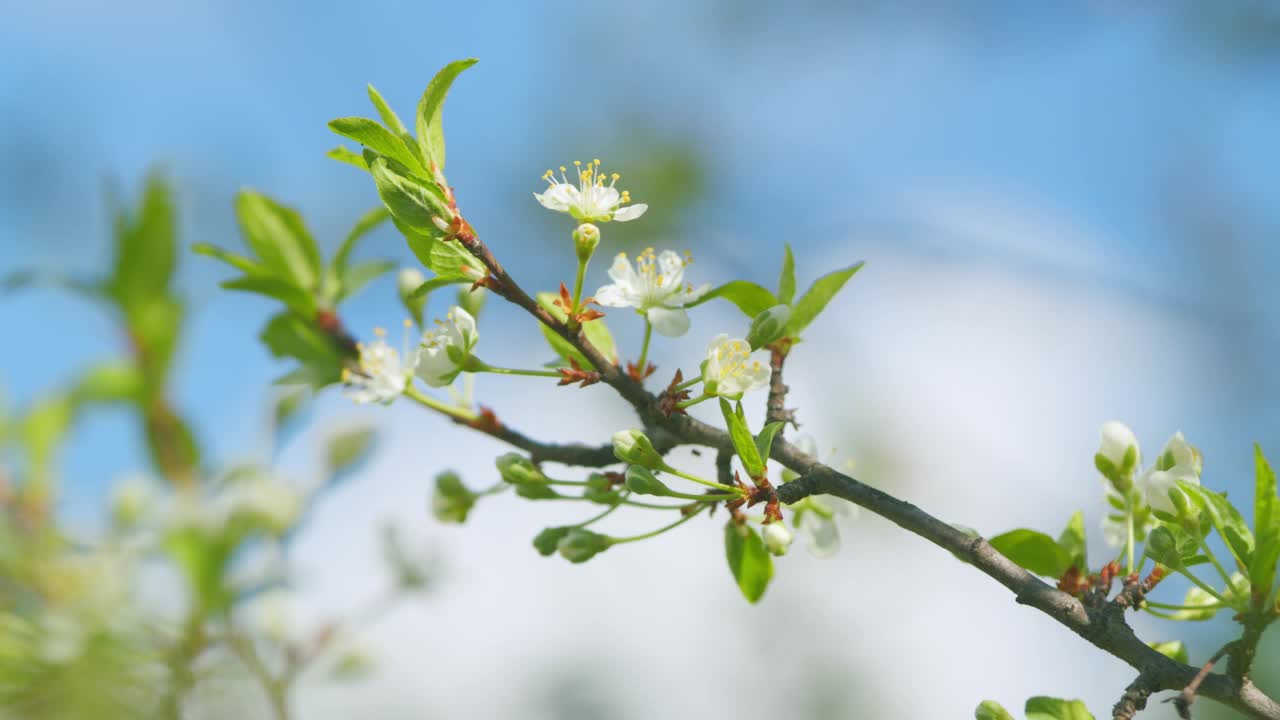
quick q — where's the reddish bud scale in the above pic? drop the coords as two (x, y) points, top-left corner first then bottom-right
(467, 406), (502, 433)
(626, 362), (657, 382)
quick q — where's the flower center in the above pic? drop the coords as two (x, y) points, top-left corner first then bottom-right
(715, 339), (761, 379)
(540, 158), (633, 215)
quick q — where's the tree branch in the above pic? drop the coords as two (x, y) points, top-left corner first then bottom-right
(765, 345), (796, 430)
(1112, 673), (1157, 720)
(448, 226), (1280, 719)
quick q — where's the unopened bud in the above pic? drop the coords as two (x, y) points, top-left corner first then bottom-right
(431, 471), (476, 524)
(1096, 421), (1140, 492)
(573, 223), (601, 264)
(612, 429), (665, 469)
(746, 304), (792, 350)
(495, 453), (547, 485)
(557, 528), (611, 563)
(763, 522), (794, 556)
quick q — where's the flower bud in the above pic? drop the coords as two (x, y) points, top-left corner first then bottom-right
(624, 465), (672, 496)
(533, 526), (572, 556)
(746, 304), (792, 351)
(495, 453), (547, 485)
(431, 471), (476, 524)
(1137, 465), (1200, 519)
(1096, 421), (1140, 491)
(557, 528), (612, 563)
(573, 223), (601, 264)
(1156, 431), (1203, 475)
(397, 268), (427, 326)
(612, 429), (665, 469)
(763, 522), (794, 556)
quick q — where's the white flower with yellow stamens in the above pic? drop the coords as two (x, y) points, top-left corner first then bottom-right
(595, 248), (709, 337)
(534, 159), (648, 223)
(417, 306), (479, 388)
(342, 324), (417, 405)
(701, 334), (771, 399)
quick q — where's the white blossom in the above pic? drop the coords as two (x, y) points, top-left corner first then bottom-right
(534, 159), (647, 223)
(1136, 464), (1200, 515)
(417, 306), (479, 387)
(595, 248), (709, 337)
(342, 325), (416, 404)
(1158, 431), (1203, 475)
(702, 335), (771, 399)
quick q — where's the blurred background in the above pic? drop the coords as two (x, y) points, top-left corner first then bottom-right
(3, 0), (1280, 717)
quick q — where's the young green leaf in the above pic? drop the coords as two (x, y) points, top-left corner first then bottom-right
(754, 422), (785, 467)
(366, 84), (409, 136)
(720, 399), (764, 478)
(786, 261), (865, 337)
(234, 191), (324, 292)
(1024, 697), (1095, 720)
(1056, 510), (1088, 571)
(335, 260), (397, 303)
(192, 242), (265, 276)
(331, 206), (391, 279)
(535, 291), (618, 367)
(110, 173), (176, 312)
(259, 312), (346, 389)
(777, 244), (797, 304)
(327, 146), (369, 170)
(685, 280), (779, 318)
(974, 701), (1015, 720)
(988, 529), (1073, 578)
(370, 158), (452, 235)
(222, 275), (316, 316)
(415, 58), (478, 171)
(328, 117), (426, 177)
(73, 362), (142, 405)
(1251, 445), (1279, 600)
(326, 426), (376, 481)
(1181, 481), (1254, 568)
(1144, 525), (1201, 570)
(724, 522), (773, 603)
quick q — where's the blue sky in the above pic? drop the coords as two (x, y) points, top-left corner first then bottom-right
(3, 2), (1279, 715)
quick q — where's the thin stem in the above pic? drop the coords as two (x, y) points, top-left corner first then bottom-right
(570, 255), (589, 317)
(1143, 599), (1225, 611)
(576, 496), (625, 527)
(673, 375), (701, 392)
(675, 392), (713, 410)
(1126, 510), (1136, 574)
(1176, 568), (1234, 607)
(475, 363), (562, 379)
(636, 317), (653, 372)
(663, 489), (737, 503)
(610, 507), (704, 545)
(1197, 533), (1238, 593)
(662, 465), (743, 495)
(1142, 607), (1188, 621)
(403, 385), (476, 423)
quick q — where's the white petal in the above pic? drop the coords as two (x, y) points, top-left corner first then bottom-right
(647, 306), (691, 337)
(656, 250), (685, 283)
(611, 203), (648, 222)
(799, 514), (842, 558)
(606, 252), (639, 289)
(594, 283), (632, 308)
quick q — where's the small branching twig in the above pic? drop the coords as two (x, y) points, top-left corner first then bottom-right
(1172, 643), (1236, 718)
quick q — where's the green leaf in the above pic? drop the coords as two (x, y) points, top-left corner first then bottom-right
(1024, 697), (1094, 720)
(259, 312), (345, 389)
(326, 427), (376, 480)
(1056, 511), (1088, 571)
(381, 524), (429, 590)
(335, 260), (397, 303)
(328, 117), (426, 177)
(535, 292), (618, 368)
(420, 234), (486, 281)
(366, 84), (409, 136)
(109, 172), (176, 312)
(724, 522), (773, 603)
(1145, 525), (1200, 569)
(192, 242), (265, 276)
(1250, 445), (1279, 598)
(787, 261), (864, 336)
(975, 701), (1015, 720)
(1149, 641), (1189, 664)
(745, 304), (791, 350)
(1182, 482), (1254, 567)
(327, 146), (369, 170)
(272, 387), (310, 440)
(370, 158), (451, 236)
(777, 244), (797, 304)
(431, 471), (476, 524)
(720, 399), (764, 478)
(330, 206), (391, 279)
(165, 527), (234, 614)
(22, 393), (77, 474)
(989, 529), (1073, 578)
(410, 276), (467, 300)
(234, 191), (324, 292)
(686, 280), (778, 317)
(222, 275), (316, 316)
(415, 58), (478, 171)
(754, 422), (785, 467)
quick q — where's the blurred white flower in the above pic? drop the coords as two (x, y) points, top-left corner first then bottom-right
(228, 478), (304, 534)
(794, 496), (856, 558)
(246, 589), (297, 645)
(595, 248), (709, 337)
(343, 325), (416, 404)
(111, 475), (154, 529)
(1157, 431), (1203, 475)
(702, 335), (771, 400)
(534, 159), (647, 223)
(417, 306), (479, 388)
(1136, 464), (1199, 515)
